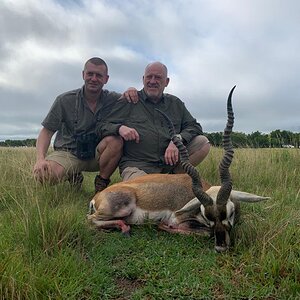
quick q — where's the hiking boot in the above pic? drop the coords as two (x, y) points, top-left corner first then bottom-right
(68, 172), (84, 189)
(94, 175), (110, 193)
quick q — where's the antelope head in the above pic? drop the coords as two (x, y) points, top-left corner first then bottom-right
(200, 85), (236, 252)
(158, 86), (269, 252)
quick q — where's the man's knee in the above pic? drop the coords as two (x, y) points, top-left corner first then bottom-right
(34, 160), (66, 184)
(188, 135), (210, 156)
(97, 136), (123, 153)
(199, 136), (210, 156)
(121, 167), (147, 181)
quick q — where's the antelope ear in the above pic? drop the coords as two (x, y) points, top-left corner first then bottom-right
(230, 190), (270, 203)
(175, 198), (201, 216)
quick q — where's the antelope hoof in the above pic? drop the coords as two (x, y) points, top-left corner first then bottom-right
(122, 231), (131, 238)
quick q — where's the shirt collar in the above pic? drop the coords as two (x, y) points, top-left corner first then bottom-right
(81, 85), (108, 103)
(141, 88), (165, 104)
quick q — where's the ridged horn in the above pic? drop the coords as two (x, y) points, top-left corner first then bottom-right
(155, 109), (213, 206)
(216, 86), (236, 205)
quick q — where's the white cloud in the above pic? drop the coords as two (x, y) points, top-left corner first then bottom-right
(0, 0), (299, 139)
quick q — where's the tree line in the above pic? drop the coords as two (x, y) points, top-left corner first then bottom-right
(205, 130), (300, 148)
(0, 139), (36, 147)
(0, 130), (299, 148)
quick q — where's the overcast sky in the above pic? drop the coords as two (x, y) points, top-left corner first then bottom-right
(1, 0), (299, 140)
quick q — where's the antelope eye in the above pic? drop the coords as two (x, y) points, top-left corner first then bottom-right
(206, 213), (215, 222)
(228, 211), (234, 219)
(220, 210), (227, 220)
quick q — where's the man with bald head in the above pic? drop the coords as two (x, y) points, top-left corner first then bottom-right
(97, 62), (210, 181)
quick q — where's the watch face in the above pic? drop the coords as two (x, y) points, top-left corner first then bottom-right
(175, 134), (182, 141)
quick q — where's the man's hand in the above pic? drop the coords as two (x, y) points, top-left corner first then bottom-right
(164, 141), (179, 165)
(33, 159), (51, 182)
(119, 125), (140, 143)
(122, 87), (139, 103)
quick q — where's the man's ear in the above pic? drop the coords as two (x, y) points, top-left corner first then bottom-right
(165, 77), (170, 87)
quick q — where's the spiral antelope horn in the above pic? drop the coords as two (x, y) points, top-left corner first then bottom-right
(216, 86), (236, 205)
(155, 109), (213, 206)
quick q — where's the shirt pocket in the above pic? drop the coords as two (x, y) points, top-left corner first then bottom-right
(126, 118), (148, 127)
(125, 118), (152, 143)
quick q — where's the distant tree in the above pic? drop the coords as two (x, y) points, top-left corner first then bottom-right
(248, 131), (269, 148)
(24, 139), (37, 147)
(0, 139), (37, 147)
(269, 130), (298, 147)
(205, 132), (222, 146)
(231, 132), (248, 148)
(294, 133), (300, 148)
(269, 130), (282, 147)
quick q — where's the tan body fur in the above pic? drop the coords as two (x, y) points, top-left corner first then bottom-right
(88, 174), (212, 234)
(104, 174), (210, 210)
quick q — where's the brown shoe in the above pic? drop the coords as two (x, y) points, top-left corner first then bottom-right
(94, 175), (110, 193)
(68, 173), (84, 189)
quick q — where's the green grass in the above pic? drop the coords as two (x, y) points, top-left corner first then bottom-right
(0, 146), (299, 299)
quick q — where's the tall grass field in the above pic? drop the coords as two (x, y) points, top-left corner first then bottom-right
(0, 146), (299, 299)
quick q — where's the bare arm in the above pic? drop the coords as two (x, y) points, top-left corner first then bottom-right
(33, 127), (55, 179)
(118, 125), (140, 143)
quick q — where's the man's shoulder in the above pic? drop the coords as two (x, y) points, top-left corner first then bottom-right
(163, 93), (182, 103)
(102, 89), (122, 100)
(57, 88), (80, 100)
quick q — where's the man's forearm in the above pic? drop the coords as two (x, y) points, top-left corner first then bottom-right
(36, 128), (54, 160)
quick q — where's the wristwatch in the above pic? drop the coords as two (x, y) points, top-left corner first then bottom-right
(174, 134), (183, 141)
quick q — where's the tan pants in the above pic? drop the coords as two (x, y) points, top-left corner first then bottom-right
(46, 149), (99, 177)
(121, 135), (209, 181)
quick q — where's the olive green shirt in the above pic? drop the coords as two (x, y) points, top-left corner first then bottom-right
(97, 89), (203, 172)
(42, 87), (121, 155)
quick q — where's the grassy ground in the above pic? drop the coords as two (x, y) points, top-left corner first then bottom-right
(0, 147), (299, 299)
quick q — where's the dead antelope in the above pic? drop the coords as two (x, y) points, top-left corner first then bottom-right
(88, 86), (269, 252)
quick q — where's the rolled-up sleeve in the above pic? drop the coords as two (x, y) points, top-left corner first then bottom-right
(178, 102), (203, 144)
(41, 96), (64, 132)
(96, 99), (131, 139)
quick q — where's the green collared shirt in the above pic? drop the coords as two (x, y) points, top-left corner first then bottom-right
(97, 89), (203, 172)
(42, 87), (121, 154)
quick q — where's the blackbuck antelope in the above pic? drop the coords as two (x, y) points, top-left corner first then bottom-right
(88, 86), (269, 252)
